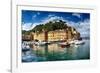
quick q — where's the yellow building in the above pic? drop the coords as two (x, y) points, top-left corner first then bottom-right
(34, 32), (46, 41)
(48, 30), (67, 41)
(30, 27), (80, 42)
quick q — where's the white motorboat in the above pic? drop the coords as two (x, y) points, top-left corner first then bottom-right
(74, 40), (85, 45)
(34, 41), (51, 46)
(69, 40), (75, 44)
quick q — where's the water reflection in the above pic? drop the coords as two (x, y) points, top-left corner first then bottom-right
(22, 39), (90, 62)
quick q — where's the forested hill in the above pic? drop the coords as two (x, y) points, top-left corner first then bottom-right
(22, 20), (72, 34)
(31, 20), (68, 32)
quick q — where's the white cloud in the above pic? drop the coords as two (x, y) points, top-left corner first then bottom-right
(37, 12), (40, 15)
(32, 12), (40, 19)
(32, 14), (37, 19)
(78, 19), (90, 37)
(48, 14), (55, 18)
(41, 15), (66, 24)
(22, 15), (65, 31)
(72, 13), (81, 18)
(66, 19), (90, 37)
(22, 22), (42, 31)
(22, 23), (33, 31)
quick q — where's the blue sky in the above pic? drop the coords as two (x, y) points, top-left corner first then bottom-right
(22, 10), (90, 23)
(22, 10), (90, 37)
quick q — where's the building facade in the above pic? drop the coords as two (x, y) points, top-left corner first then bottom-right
(29, 27), (80, 42)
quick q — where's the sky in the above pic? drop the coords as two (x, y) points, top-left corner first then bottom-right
(22, 10), (90, 37)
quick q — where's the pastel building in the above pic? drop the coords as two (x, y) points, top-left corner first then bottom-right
(28, 27), (80, 42)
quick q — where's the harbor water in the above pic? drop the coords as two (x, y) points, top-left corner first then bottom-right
(22, 39), (90, 62)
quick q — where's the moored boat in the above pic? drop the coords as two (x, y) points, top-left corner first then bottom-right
(74, 40), (85, 45)
(34, 41), (51, 46)
(58, 42), (70, 48)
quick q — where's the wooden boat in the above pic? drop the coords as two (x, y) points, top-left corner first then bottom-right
(58, 42), (70, 48)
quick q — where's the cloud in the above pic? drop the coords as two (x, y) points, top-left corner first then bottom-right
(48, 14), (55, 18)
(22, 23), (33, 31)
(32, 12), (40, 19)
(32, 14), (37, 19)
(66, 19), (90, 37)
(37, 12), (40, 15)
(22, 22), (43, 31)
(72, 13), (81, 18)
(77, 19), (90, 37)
(41, 14), (66, 24)
(22, 15), (65, 31)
